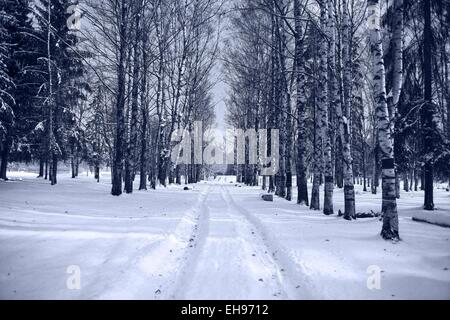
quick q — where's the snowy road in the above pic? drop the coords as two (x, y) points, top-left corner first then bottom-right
(1, 173), (449, 299)
(174, 185), (305, 299)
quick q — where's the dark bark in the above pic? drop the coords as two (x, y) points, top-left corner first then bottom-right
(125, 18), (141, 194)
(294, 0), (309, 206)
(38, 158), (44, 178)
(422, 0), (434, 210)
(0, 131), (11, 180)
(111, 1), (128, 196)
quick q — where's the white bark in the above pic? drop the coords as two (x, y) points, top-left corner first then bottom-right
(368, 0), (399, 240)
(320, 0), (334, 214)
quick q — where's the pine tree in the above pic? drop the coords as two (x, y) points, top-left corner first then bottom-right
(0, 0), (37, 180)
(34, 0), (87, 185)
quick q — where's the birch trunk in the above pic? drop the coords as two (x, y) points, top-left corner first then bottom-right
(310, 95), (321, 210)
(339, 0), (356, 219)
(368, 0), (399, 240)
(125, 15), (141, 193)
(322, 0), (334, 215)
(392, 0), (403, 199)
(139, 32), (149, 190)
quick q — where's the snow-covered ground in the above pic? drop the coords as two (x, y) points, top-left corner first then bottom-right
(0, 172), (449, 299)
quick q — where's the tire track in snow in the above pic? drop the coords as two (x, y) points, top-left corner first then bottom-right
(222, 186), (316, 299)
(178, 185), (294, 299)
(170, 189), (210, 299)
(149, 186), (210, 299)
(93, 186), (210, 299)
(218, 188), (290, 299)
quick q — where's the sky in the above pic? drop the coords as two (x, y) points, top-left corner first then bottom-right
(212, 66), (228, 134)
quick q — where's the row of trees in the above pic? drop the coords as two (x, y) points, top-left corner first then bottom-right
(224, 0), (450, 240)
(1, 0), (449, 240)
(0, 0), (221, 194)
(0, 0), (86, 185)
(82, 0), (220, 195)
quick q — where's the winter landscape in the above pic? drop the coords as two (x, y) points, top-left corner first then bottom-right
(1, 0), (450, 300)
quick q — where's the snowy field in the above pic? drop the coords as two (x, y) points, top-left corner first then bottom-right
(0, 172), (449, 299)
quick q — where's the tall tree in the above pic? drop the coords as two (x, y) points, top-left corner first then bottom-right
(294, 0), (309, 206)
(368, 0), (399, 240)
(111, 0), (128, 196)
(421, 0), (435, 210)
(338, 0), (356, 219)
(321, 0), (334, 215)
(0, 0), (36, 180)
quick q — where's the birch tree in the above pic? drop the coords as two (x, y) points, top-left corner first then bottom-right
(368, 0), (399, 240)
(321, 0), (334, 215)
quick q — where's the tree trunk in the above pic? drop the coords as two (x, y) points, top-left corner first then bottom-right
(362, 143), (367, 192)
(46, 0), (56, 186)
(75, 152), (79, 177)
(51, 153), (57, 185)
(422, 0), (434, 210)
(71, 143), (76, 179)
(404, 173), (409, 192)
(294, 0), (309, 206)
(339, 0), (356, 220)
(322, 0), (334, 214)
(310, 88), (321, 210)
(139, 34), (149, 191)
(372, 129), (380, 194)
(392, 0), (404, 200)
(111, 1), (128, 196)
(285, 108), (293, 201)
(38, 158), (44, 178)
(0, 131), (11, 180)
(369, 0), (399, 240)
(44, 160), (48, 180)
(125, 15), (141, 194)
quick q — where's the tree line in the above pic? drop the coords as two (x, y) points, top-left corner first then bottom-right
(223, 0), (450, 240)
(0, 0), (221, 194)
(1, 0), (449, 241)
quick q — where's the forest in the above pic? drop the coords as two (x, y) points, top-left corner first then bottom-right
(1, 1), (450, 299)
(1, 0), (450, 300)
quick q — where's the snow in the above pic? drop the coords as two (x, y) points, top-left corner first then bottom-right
(411, 212), (450, 228)
(0, 172), (449, 299)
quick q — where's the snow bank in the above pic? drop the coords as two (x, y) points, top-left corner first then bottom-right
(412, 212), (450, 228)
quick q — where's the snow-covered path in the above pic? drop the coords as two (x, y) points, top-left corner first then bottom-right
(176, 185), (300, 299)
(1, 173), (449, 299)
